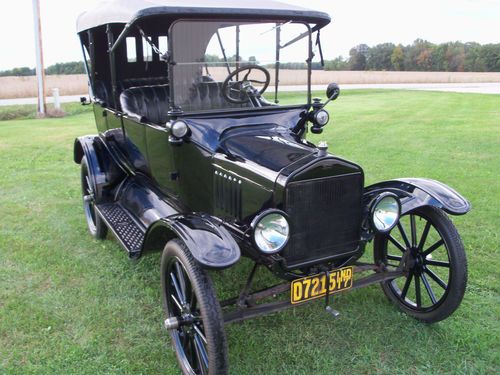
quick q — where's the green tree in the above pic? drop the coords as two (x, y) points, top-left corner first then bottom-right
(391, 45), (405, 71)
(348, 44), (368, 70)
(479, 44), (500, 72)
(324, 56), (348, 71)
(367, 43), (395, 70)
(0, 66), (35, 76)
(431, 44), (449, 71)
(45, 61), (85, 75)
(405, 39), (433, 71)
(464, 42), (485, 72)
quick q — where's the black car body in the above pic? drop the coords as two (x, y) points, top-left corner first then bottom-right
(74, 1), (471, 373)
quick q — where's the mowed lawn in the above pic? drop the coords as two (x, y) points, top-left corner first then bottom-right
(0, 90), (499, 374)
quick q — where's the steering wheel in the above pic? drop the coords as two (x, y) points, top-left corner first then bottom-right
(221, 65), (271, 104)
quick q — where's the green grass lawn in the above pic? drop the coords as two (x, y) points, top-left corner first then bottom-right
(0, 102), (90, 121)
(0, 90), (499, 374)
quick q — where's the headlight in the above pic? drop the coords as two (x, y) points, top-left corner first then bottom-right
(251, 210), (290, 254)
(314, 109), (330, 127)
(170, 120), (189, 138)
(370, 193), (401, 233)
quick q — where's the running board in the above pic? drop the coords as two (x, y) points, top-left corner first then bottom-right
(96, 203), (145, 259)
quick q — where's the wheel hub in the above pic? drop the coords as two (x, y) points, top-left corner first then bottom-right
(408, 247), (426, 274)
(164, 313), (195, 331)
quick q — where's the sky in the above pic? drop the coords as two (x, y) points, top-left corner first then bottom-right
(0, 0), (499, 71)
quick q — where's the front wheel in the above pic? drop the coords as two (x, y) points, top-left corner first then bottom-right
(161, 239), (228, 375)
(374, 206), (467, 323)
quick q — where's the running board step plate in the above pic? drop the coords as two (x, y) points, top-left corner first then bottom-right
(96, 203), (145, 258)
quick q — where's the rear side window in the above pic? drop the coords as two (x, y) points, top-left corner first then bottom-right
(126, 37), (137, 63)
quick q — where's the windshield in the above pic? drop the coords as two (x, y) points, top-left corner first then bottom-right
(170, 20), (311, 113)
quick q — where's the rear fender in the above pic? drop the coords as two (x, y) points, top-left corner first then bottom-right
(143, 214), (241, 269)
(364, 178), (471, 216)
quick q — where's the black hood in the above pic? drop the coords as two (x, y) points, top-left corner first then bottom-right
(219, 124), (314, 172)
(185, 107), (308, 153)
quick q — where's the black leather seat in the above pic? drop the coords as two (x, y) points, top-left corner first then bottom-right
(118, 76), (169, 92)
(93, 80), (112, 104)
(93, 76), (169, 108)
(119, 80), (255, 124)
(187, 81), (249, 111)
(120, 85), (170, 124)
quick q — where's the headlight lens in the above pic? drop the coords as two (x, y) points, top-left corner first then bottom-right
(170, 120), (189, 138)
(314, 109), (330, 127)
(252, 211), (290, 254)
(371, 193), (401, 233)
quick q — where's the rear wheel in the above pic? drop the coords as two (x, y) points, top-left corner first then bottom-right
(81, 156), (107, 239)
(374, 206), (467, 323)
(161, 239), (228, 375)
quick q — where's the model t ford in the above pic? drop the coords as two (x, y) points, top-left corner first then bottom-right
(75, 0), (470, 373)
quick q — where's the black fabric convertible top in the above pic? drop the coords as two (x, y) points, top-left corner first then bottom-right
(76, 0), (331, 32)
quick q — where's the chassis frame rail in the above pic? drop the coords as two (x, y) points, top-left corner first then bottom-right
(222, 263), (404, 325)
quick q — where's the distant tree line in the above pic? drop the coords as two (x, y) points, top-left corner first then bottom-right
(204, 54), (259, 64)
(0, 61), (85, 77)
(0, 66), (36, 77)
(204, 40), (500, 72)
(205, 41), (500, 72)
(2, 40), (499, 76)
(339, 40), (500, 72)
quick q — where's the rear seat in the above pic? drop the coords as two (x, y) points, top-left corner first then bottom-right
(93, 80), (112, 104)
(93, 76), (169, 107)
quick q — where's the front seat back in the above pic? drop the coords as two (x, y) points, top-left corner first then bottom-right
(120, 85), (170, 124)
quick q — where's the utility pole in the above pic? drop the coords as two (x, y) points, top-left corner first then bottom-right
(32, 0), (46, 116)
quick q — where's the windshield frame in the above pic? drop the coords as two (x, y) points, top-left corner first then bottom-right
(167, 18), (313, 116)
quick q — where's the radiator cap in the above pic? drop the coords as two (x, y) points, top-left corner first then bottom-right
(317, 141), (328, 157)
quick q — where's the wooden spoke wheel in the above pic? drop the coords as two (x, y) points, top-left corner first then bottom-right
(161, 239), (228, 375)
(374, 206), (467, 323)
(81, 156), (107, 239)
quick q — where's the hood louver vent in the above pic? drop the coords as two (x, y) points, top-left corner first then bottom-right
(214, 170), (242, 219)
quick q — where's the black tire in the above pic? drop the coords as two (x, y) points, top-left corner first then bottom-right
(81, 156), (107, 239)
(374, 206), (467, 323)
(161, 239), (228, 375)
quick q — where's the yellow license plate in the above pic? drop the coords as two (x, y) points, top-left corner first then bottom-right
(290, 266), (354, 304)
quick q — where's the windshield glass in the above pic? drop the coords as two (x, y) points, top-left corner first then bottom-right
(170, 20), (311, 113)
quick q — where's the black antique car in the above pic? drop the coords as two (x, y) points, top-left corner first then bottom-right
(75, 1), (470, 373)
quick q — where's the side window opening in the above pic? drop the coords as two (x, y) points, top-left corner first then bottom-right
(142, 37), (153, 62)
(126, 37), (137, 63)
(159, 36), (168, 55)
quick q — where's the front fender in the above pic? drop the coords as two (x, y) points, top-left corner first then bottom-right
(74, 135), (125, 201)
(74, 135), (107, 200)
(364, 178), (471, 215)
(143, 214), (241, 269)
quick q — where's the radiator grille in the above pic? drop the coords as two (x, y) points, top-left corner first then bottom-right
(214, 170), (242, 219)
(283, 173), (363, 268)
